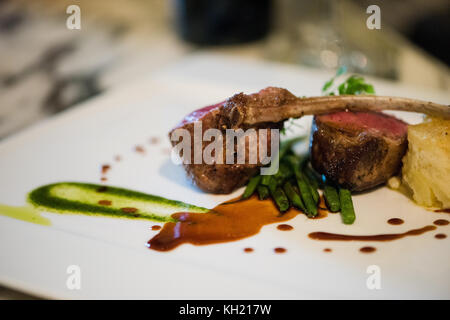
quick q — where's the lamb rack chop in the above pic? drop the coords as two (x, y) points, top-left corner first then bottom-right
(170, 87), (449, 193)
(311, 111), (408, 191)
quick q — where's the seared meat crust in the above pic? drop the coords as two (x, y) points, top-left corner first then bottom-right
(310, 112), (408, 191)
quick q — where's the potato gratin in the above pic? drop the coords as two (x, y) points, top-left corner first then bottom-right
(402, 117), (450, 208)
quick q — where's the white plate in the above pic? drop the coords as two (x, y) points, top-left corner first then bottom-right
(0, 54), (449, 299)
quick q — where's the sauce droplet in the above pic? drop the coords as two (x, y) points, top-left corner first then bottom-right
(121, 207), (138, 213)
(96, 186), (108, 193)
(435, 234), (447, 239)
(151, 225), (162, 231)
(323, 248), (332, 253)
(101, 164), (111, 174)
(135, 145), (145, 154)
(360, 246), (376, 253)
(277, 224), (293, 231)
(387, 218), (404, 225)
(308, 225), (436, 241)
(274, 247), (286, 254)
(149, 137), (160, 145)
(98, 200), (112, 206)
(433, 219), (449, 226)
(243, 247), (254, 253)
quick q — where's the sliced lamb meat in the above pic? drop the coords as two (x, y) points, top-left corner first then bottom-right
(169, 88), (287, 193)
(170, 87), (448, 194)
(310, 111), (408, 191)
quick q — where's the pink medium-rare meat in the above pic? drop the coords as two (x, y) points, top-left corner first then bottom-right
(310, 111), (408, 191)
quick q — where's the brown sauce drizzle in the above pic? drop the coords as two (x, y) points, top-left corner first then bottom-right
(98, 200), (112, 206)
(101, 164), (111, 174)
(433, 219), (449, 226)
(243, 247), (254, 253)
(435, 208), (450, 213)
(146, 190), (439, 252)
(100, 177), (108, 182)
(277, 224), (293, 231)
(308, 225), (437, 241)
(360, 246), (376, 253)
(114, 155), (122, 162)
(147, 195), (303, 251)
(274, 247), (286, 254)
(135, 145), (145, 154)
(151, 225), (162, 231)
(149, 137), (160, 145)
(387, 218), (404, 225)
(435, 234), (447, 239)
(315, 196), (330, 219)
(323, 248), (332, 253)
(121, 207), (138, 213)
(96, 186), (108, 193)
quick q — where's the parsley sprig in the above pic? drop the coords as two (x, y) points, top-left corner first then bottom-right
(322, 66), (375, 96)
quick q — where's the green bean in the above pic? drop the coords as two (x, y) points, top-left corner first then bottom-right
(261, 175), (272, 187)
(297, 177), (318, 217)
(273, 168), (285, 186)
(312, 185), (319, 204)
(339, 188), (356, 224)
(287, 156), (317, 217)
(303, 173), (320, 204)
(265, 175), (278, 193)
(279, 162), (292, 177)
(273, 162), (292, 186)
(283, 181), (306, 211)
(257, 185), (270, 200)
(299, 165), (319, 204)
(323, 185), (340, 212)
(270, 186), (290, 212)
(242, 175), (261, 199)
(303, 165), (323, 189)
(265, 175), (289, 212)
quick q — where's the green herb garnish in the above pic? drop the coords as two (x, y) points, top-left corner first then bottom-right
(322, 66), (375, 96)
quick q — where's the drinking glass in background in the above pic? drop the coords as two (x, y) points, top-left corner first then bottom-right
(271, 0), (397, 79)
(173, 0), (272, 45)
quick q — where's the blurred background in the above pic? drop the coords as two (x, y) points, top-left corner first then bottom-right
(0, 0), (449, 299)
(0, 0), (449, 141)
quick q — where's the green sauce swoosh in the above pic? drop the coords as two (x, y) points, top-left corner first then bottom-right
(25, 182), (209, 222)
(0, 203), (51, 226)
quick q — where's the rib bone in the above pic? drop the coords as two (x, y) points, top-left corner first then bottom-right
(229, 90), (450, 127)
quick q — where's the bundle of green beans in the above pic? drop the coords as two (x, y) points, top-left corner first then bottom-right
(241, 136), (356, 224)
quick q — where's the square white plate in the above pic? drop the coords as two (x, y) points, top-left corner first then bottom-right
(0, 53), (449, 299)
